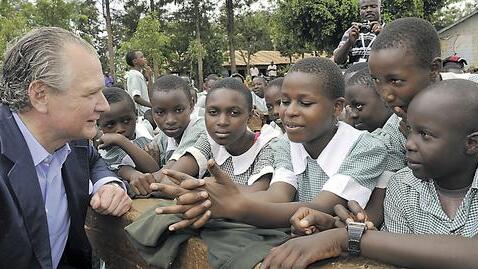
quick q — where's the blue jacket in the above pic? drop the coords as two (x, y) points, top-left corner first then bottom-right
(0, 104), (115, 269)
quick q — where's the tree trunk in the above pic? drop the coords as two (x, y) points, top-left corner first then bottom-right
(102, 0), (115, 79)
(194, 0), (203, 91)
(226, 0), (236, 74)
(150, 0), (154, 13)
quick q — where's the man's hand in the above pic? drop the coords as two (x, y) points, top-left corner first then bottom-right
(290, 207), (339, 236)
(371, 21), (382, 35)
(130, 172), (156, 196)
(97, 133), (127, 149)
(334, 200), (376, 230)
(90, 183), (132, 216)
(261, 228), (348, 269)
(348, 23), (360, 44)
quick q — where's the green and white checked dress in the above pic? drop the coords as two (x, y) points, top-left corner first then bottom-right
(151, 116), (206, 168)
(372, 114), (408, 188)
(270, 122), (388, 208)
(383, 167), (478, 237)
(99, 135), (151, 172)
(186, 124), (281, 185)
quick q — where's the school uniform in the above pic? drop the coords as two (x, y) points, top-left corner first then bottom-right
(98, 133), (151, 172)
(372, 113), (408, 187)
(152, 115), (206, 168)
(270, 121), (388, 208)
(383, 167), (478, 237)
(186, 124), (281, 185)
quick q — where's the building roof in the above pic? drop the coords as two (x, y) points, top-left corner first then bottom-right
(438, 9), (478, 34)
(223, 50), (314, 67)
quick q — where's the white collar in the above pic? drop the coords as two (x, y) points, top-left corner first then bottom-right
(166, 116), (201, 152)
(208, 124), (281, 175)
(289, 122), (364, 177)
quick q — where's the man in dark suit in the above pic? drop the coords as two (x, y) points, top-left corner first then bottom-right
(0, 27), (132, 269)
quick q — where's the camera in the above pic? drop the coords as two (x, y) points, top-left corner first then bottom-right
(357, 22), (372, 34)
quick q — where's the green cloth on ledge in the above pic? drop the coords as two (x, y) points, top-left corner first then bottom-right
(125, 204), (290, 269)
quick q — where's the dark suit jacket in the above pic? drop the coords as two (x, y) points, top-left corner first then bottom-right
(0, 105), (116, 269)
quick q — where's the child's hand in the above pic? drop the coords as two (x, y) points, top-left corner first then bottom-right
(144, 142), (160, 163)
(261, 228), (347, 269)
(290, 207), (338, 236)
(151, 172), (212, 231)
(130, 172), (156, 196)
(334, 200), (376, 230)
(97, 133), (126, 149)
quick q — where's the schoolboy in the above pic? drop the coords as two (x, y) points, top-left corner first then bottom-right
(125, 50), (152, 117)
(262, 79), (478, 269)
(345, 68), (392, 132)
(251, 76), (269, 114)
(147, 75), (206, 169)
(97, 87), (159, 195)
(264, 77), (284, 132)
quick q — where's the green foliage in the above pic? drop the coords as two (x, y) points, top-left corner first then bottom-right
(273, 0), (359, 54)
(235, 10), (274, 63)
(118, 16), (171, 81)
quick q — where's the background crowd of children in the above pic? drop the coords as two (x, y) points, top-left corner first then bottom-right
(94, 15), (478, 269)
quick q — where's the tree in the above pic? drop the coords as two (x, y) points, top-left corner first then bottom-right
(273, 0), (359, 54)
(235, 11), (274, 75)
(102, 0), (116, 78)
(119, 16), (171, 82)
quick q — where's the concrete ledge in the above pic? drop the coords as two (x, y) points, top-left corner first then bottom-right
(85, 199), (401, 269)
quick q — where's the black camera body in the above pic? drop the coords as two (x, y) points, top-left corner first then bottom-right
(357, 22), (372, 34)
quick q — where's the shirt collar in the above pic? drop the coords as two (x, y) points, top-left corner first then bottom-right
(13, 112), (71, 166)
(209, 124), (281, 175)
(290, 122), (364, 177)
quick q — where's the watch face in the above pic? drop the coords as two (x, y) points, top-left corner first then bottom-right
(348, 222), (367, 230)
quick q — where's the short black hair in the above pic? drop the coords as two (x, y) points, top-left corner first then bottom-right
(288, 57), (344, 99)
(230, 72), (245, 83)
(253, 76), (267, 84)
(266, 77), (284, 89)
(208, 77), (253, 111)
(412, 79), (478, 132)
(346, 68), (375, 89)
(205, 74), (220, 82)
(152, 74), (193, 102)
(125, 51), (140, 67)
(103, 87), (136, 112)
(344, 62), (368, 78)
(372, 17), (440, 68)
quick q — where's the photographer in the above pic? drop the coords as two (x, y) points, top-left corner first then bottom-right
(333, 0), (383, 65)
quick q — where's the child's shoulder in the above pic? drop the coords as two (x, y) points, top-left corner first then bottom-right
(387, 167), (422, 196)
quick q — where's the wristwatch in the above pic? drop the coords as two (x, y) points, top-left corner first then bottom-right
(346, 222), (367, 256)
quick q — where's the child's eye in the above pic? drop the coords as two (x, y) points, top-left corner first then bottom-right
(155, 110), (164, 116)
(281, 99), (290, 105)
(300, 101), (313, 107)
(390, 79), (404, 86)
(371, 77), (380, 84)
(175, 108), (184, 113)
(230, 110), (241, 116)
(122, 119), (131, 124)
(355, 104), (364, 110)
(207, 110), (218, 116)
(419, 130), (431, 139)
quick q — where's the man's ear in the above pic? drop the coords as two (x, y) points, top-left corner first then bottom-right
(430, 57), (442, 82)
(27, 80), (50, 113)
(465, 132), (478, 155)
(334, 97), (345, 118)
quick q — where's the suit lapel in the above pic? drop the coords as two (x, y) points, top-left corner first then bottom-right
(0, 106), (53, 269)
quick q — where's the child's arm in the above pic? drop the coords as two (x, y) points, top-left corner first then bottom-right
(118, 166), (155, 195)
(99, 133), (159, 173)
(236, 174), (271, 193)
(153, 153), (200, 184)
(262, 228), (478, 269)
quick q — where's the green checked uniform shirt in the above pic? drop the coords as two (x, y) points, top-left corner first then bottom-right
(270, 122), (388, 208)
(152, 116), (206, 168)
(186, 124), (281, 186)
(383, 167), (478, 237)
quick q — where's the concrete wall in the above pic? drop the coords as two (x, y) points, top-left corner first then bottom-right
(439, 13), (478, 69)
